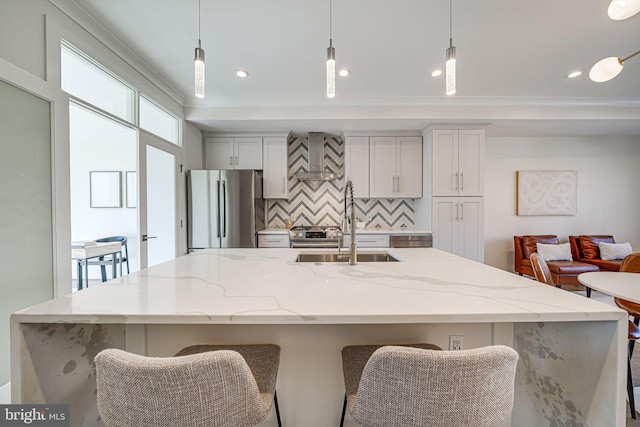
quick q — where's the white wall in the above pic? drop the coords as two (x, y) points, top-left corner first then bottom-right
(484, 136), (640, 272)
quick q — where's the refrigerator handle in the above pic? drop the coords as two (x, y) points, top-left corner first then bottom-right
(222, 180), (227, 238)
(216, 180), (221, 238)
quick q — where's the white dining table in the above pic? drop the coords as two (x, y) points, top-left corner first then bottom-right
(578, 271), (640, 304)
(71, 241), (122, 290)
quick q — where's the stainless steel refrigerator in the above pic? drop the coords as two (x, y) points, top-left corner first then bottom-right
(187, 170), (264, 250)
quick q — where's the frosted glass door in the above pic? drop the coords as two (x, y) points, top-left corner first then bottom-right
(0, 80), (53, 385)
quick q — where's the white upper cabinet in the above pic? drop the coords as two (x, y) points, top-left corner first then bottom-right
(432, 130), (484, 196)
(263, 137), (289, 199)
(344, 136), (370, 198)
(369, 136), (422, 198)
(205, 137), (263, 170)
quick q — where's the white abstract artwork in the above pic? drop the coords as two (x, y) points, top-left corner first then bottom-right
(516, 170), (578, 216)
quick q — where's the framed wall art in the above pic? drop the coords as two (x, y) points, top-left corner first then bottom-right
(89, 171), (121, 208)
(516, 170), (578, 216)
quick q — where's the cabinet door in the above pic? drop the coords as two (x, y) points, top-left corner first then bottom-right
(345, 137), (370, 198)
(263, 137), (289, 199)
(205, 137), (235, 169)
(396, 136), (422, 198)
(458, 198), (484, 262)
(432, 130), (459, 196)
(432, 198), (457, 254)
(458, 130), (484, 196)
(234, 137), (263, 169)
(369, 136), (397, 198)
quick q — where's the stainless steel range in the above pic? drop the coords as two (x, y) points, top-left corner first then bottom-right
(289, 225), (343, 248)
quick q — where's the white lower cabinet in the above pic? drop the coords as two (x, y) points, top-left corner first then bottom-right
(342, 234), (390, 248)
(258, 234), (290, 248)
(432, 197), (484, 262)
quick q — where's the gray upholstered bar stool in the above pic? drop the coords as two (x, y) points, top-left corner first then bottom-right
(340, 344), (519, 427)
(339, 343), (441, 427)
(95, 344), (281, 427)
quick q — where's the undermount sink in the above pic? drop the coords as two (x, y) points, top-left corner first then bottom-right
(296, 252), (402, 263)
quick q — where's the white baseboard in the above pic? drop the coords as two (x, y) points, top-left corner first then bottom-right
(0, 382), (10, 403)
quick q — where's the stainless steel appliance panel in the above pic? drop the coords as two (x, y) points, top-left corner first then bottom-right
(188, 170), (221, 249)
(389, 235), (432, 248)
(188, 169), (262, 251)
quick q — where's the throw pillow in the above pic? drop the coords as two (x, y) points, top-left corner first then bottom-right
(599, 242), (633, 261)
(536, 242), (573, 261)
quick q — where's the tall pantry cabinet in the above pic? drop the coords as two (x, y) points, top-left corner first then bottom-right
(431, 129), (485, 262)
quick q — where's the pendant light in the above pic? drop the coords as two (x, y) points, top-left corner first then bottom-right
(445, 0), (456, 95)
(326, 0), (336, 98)
(589, 50), (640, 82)
(194, 0), (205, 98)
(608, 0), (640, 20)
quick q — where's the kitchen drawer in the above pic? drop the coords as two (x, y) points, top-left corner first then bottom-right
(342, 234), (390, 248)
(258, 234), (290, 248)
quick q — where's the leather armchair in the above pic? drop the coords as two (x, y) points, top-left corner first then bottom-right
(569, 235), (622, 272)
(514, 235), (598, 286)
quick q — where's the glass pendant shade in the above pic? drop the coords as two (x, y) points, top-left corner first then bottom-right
(589, 56), (623, 82)
(327, 44), (336, 98)
(446, 46), (456, 95)
(194, 45), (205, 98)
(608, 0), (640, 20)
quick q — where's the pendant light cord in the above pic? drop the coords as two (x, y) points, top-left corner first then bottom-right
(198, 0), (202, 44)
(329, 0), (333, 43)
(449, 0), (453, 48)
(622, 50), (640, 62)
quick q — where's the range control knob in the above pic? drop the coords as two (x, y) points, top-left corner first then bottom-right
(298, 232), (304, 237)
(329, 232), (336, 237)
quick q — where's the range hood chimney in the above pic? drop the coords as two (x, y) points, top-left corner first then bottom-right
(294, 132), (339, 181)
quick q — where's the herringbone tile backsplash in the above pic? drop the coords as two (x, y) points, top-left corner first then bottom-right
(266, 134), (415, 228)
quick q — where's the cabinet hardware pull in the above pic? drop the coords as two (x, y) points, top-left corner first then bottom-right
(454, 203), (458, 221)
(282, 176), (286, 192)
(235, 156), (239, 165)
(455, 172), (459, 191)
(229, 156), (233, 166)
(460, 202), (464, 221)
(460, 172), (464, 191)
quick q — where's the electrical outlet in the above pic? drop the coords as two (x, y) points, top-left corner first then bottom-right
(449, 335), (463, 350)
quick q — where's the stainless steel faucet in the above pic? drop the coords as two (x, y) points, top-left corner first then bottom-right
(342, 180), (357, 265)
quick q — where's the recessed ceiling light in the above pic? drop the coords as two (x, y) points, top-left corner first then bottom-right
(236, 70), (249, 78)
(431, 70), (442, 77)
(338, 69), (351, 77)
(566, 71), (582, 78)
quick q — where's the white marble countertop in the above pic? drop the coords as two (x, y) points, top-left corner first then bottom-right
(13, 248), (623, 325)
(257, 227), (431, 235)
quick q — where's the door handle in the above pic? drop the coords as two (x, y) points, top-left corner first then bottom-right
(222, 180), (227, 238)
(217, 180), (221, 238)
(142, 234), (157, 241)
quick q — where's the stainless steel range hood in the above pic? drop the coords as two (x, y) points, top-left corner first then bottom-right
(293, 132), (339, 181)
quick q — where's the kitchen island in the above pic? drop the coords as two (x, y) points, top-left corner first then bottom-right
(11, 248), (626, 426)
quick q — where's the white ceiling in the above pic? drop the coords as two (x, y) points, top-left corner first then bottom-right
(65, 0), (640, 136)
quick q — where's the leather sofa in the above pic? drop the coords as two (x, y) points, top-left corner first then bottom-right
(569, 235), (622, 272)
(514, 235), (598, 286)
